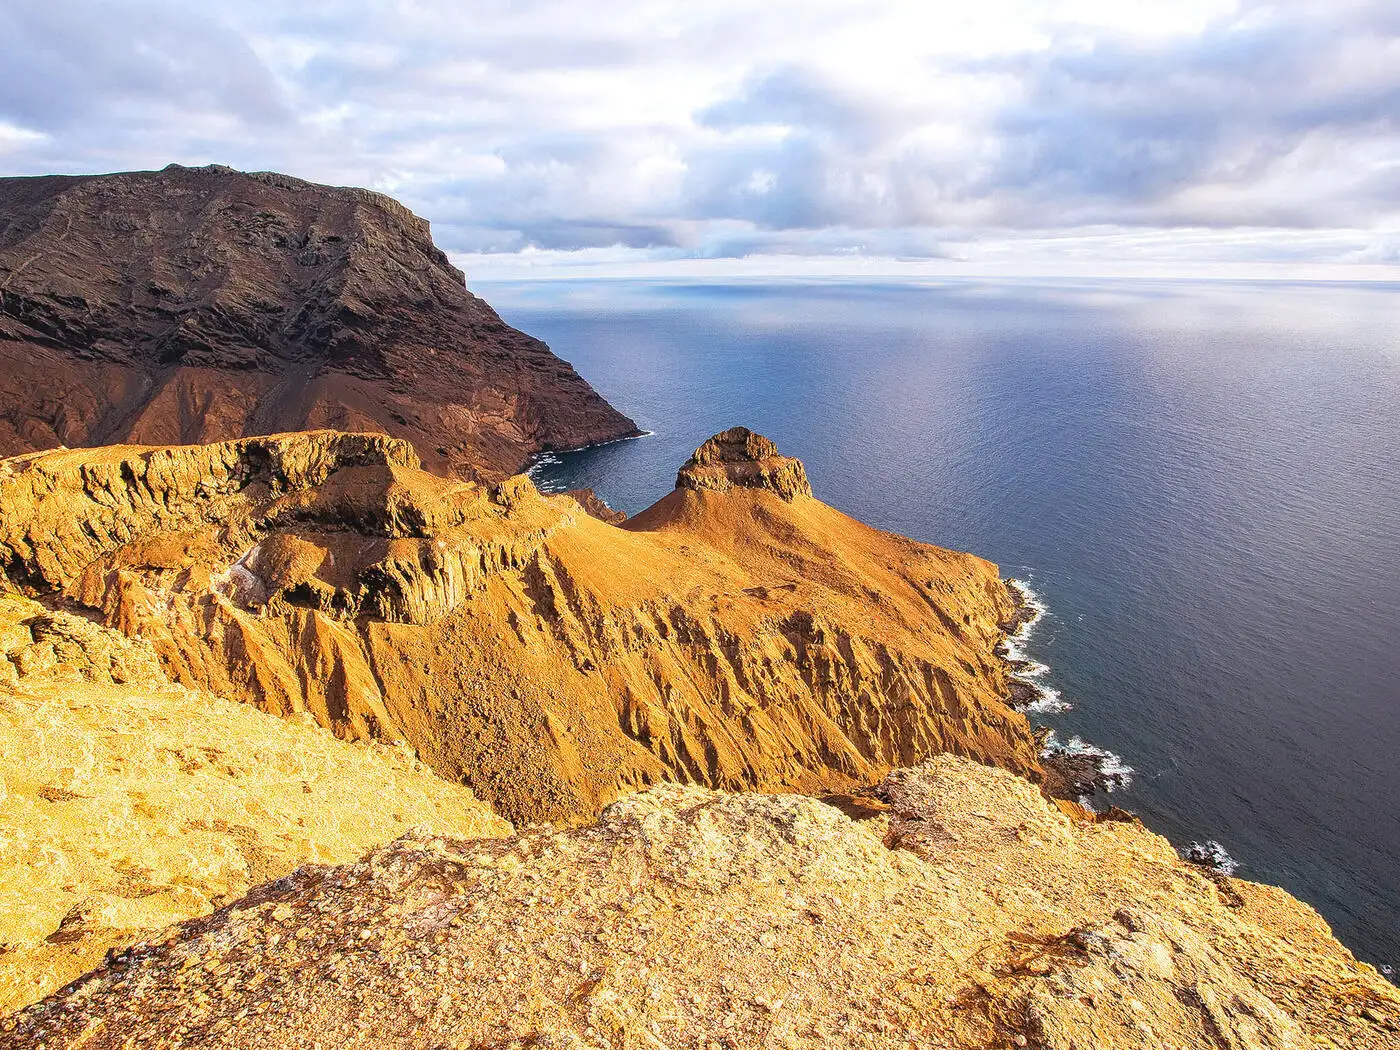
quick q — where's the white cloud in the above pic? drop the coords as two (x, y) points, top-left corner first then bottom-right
(1, 0), (1397, 276)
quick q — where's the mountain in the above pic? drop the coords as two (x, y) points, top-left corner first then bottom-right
(1, 429), (1397, 1046)
(0, 164), (637, 478)
(0, 427), (1045, 824)
(4, 755), (1397, 1048)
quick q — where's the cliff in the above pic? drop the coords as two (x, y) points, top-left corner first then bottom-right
(0, 165), (637, 478)
(0, 592), (509, 1014)
(0, 428), (1043, 824)
(4, 756), (1396, 1048)
(1, 429), (1395, 1047)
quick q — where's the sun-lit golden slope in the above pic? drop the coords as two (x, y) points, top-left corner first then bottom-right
(0, 593), (510, 1014)
(0, 428), (1040, 824)
(4, 755), (1396, 1048)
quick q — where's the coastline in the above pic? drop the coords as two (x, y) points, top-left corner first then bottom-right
(524, 429), (654, 492)
(999, 576), (1253, 884)
(998, 577), (1134, 801)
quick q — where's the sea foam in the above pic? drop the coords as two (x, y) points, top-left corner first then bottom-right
(1040, 729), (1135, 791)
(1182, 840), (1240, 876)
(1002, 578), (1072, 712)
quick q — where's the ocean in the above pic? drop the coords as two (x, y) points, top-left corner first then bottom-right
(478, 276), (1400, 972)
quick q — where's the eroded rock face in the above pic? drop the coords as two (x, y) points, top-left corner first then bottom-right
(0, 429), (1042, 824)
(0, 165), (638, 478)
(5, 756), (1395, 1048)
(676, 426), (812, 501)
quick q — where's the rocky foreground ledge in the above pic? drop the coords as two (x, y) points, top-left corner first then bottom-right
(4, 756), (1397, 1049)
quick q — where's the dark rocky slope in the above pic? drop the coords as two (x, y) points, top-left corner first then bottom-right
(0, 164), (637, 478)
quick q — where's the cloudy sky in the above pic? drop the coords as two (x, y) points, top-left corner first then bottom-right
(2, 0), (1398, 278)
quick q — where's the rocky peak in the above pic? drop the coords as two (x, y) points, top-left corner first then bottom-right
(675, 427), (812, 501)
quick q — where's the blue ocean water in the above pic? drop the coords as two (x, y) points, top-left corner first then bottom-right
(479, 276), (1400, 971)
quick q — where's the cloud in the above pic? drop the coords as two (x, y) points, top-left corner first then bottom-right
(975, 1), (1400, 229)
(0, 0), (291, 135)
(0, 0), (1396, 273)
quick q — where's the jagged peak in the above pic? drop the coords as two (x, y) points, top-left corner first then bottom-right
(675, 426), (812, 502)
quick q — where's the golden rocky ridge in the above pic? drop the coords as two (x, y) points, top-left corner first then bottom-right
(0, 427), (1041, 825)
(3, 754), (1396, 1048)
(0, 592), (509, 1015)
(0, 427), (1395, 1047)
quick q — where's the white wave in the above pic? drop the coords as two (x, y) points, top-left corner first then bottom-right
(1182, 840), (1239, 876)
(526, 430), (652, 482)
(1001, 578), (1070, 710)
(1040, 730), (1135, 791)
(1026, 688), (1072, 714)
(1011, 658), (1050, 679)
(525, 452), (562, 478)
(1006, 577), (1048, 631)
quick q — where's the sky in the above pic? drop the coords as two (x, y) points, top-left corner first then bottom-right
(2, 0), (1398, 279)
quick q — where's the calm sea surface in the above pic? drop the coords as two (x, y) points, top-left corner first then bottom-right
(479, 277), (1400, 970)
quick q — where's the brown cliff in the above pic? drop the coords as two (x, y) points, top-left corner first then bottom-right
(0, 428), (1041, 824)
(0, 165), (638, 477)
(4, 756), (1396, 1048)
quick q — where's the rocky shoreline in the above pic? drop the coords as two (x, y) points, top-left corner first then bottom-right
(997, 580), (1266, 886)
(998, 578), (1134, 802)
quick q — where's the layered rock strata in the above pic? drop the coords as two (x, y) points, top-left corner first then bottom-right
(4, 755), (1395, 1048)
(0, 429), (1041, 824)
(0, 165), (637, 478)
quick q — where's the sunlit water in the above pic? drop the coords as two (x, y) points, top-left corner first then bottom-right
(479, 277), (1400, 971)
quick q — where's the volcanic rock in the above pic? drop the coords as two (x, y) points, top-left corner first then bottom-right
(4, 755), (1395, 1048)
(0, 428), (1042, 824)
(0, 592), (509, 1014)
(676, 426), (812, 501)
(0, 164), (638, 478)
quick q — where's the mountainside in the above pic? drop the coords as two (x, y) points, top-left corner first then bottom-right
(0, 164), (637, 478)
(1, 429), (1396, 1047)
(0, 427), (1043, 824)
(0, 591), (509, 1014)
(4, 755), (1396, 1048)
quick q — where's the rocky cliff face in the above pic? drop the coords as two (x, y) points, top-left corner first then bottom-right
(4, 755), (1395, 1048)
(0, 592), (509, 1014)
(0, 428), (1042, 824)
(0, 165), (637, 478)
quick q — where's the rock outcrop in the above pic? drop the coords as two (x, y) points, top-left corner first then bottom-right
(0, 592), (510, 1014)
(0, 429), (1042, 824)
(4, 755), (1395, 1048)
(0, 165), (638, 478)
(676, 426), (812, 501)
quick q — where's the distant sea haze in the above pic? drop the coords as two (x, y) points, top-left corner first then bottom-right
(486, 276), (1400, 974)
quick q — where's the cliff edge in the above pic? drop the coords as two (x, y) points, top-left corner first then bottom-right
(4, 756), (1395, 1047)
(0, 592), (509, 1014)
(0, 165), (638, 478)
